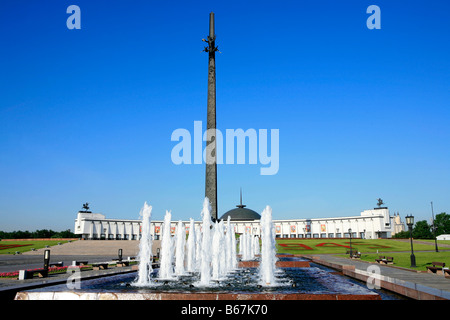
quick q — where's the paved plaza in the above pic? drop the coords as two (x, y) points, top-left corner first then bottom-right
(1, 240), (449, 300)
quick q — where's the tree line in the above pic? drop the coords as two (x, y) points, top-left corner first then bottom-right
(392, 212), (450, 239)
(0, 229), (80, 239)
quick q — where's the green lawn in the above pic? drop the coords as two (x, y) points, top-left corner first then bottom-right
(346, 252), (450, 272)
(0, 240), (72, 254)
(275, 238), (450, 272)
(275, 238), (444, 255)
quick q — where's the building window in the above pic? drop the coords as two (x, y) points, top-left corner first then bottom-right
(336, 233), (341, 238)
(313, 233), (319, 238)
(328, 233), (334, 238)
(320, 233), (326, 238)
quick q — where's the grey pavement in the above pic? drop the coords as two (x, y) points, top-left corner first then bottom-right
(0, 262), (137, 300)
(309, 254), (450, 300)
(0, 254), (120, 273)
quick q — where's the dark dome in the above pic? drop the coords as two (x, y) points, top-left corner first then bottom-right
(220, 189), (260, 221)
(220, 207), (261, 221)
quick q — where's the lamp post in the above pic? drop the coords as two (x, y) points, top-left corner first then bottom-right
(348, 228), (352, 257)
(431, 202), (439, 252)
(405, 215), (416, 268)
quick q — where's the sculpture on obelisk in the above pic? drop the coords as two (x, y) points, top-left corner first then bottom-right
(202, 12), (219, 220)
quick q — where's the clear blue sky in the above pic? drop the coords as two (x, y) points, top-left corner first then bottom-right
(0, 0), (449, 231)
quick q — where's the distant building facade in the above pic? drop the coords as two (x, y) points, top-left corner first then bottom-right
(75, 204), (404, 240)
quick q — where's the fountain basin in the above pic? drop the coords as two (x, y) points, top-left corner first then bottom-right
(15, 264), (381, 300)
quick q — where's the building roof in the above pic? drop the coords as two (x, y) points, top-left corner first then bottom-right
(219, 189), (261, 221)
(220, 207), (261, 221)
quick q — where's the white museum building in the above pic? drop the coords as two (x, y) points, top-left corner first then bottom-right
(74, 202), (405, 240)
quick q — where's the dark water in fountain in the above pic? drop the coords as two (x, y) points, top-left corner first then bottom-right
(28, 259), (406, 300)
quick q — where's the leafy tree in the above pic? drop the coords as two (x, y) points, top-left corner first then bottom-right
(0, 229), (79, 239)
(433, 212), (450, 236)
(412, 220), (433, 239)
(52, 229), (78, 238)
(392, 230), (410, 239)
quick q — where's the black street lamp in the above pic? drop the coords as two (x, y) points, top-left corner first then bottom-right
(405, 215), (416, 268)
(431, 202), (439, 252)
(348, 228), (352, 258)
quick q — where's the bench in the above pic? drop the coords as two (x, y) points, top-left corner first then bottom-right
(50, 261), (64, 267)
(426, 262), (446, 275)
(18, 268), (48, 280)
(116, 261), (130, 267)
(72, 260), (88, 266)
(92, 263), (108, 270)
(444, 268), (450, 277)
(375, 256), (394, 264)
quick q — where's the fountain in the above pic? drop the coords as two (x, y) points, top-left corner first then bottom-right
(198, 198), (213, 285)
(133, 202), (153, 286)
(158, 210), (175, 280)
(211, 220), (223, 280)
(175, 220), (186, 276)
(16, 198), (383, 300)
(259, 205), (278, 286)
(186, 218), (196, 272)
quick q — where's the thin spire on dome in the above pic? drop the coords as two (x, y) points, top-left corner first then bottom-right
(236, 188), (246, 208)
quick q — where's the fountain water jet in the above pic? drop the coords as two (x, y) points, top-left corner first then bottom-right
(259, 205), (278, 286)
(134, 202), (153, 286)
(175, 220), (186, 275)
(186, 218), (196, 272)
(225, 216), (235, 271)
(211, 221), (222, 280)
(253, 235), (261, 256)
(194, 224), (202, 271)
(158, 210), (175, 279)
(198, 197), (213, 285)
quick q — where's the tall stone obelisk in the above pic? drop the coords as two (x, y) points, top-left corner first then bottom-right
(203, 12), (219, 220)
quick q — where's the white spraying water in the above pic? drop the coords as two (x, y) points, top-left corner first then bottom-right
(186, 218), (196, 272)
(211, 221), (221, 280)
(231, 223), (237, 269)
(134, 202), (153, 286)
(253, 235), (261, 256)
(134, 197), (277, 289)
(219, 220), (226, 276)
(175, 220), (186, 275)
(259, 205), (278, 286)
(195, 225), (202, 271)
(240, 228), (255, 261)
(199, 197), (213, 285)
(158, 210), (175, 279)
(225, 216), (233, 271)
